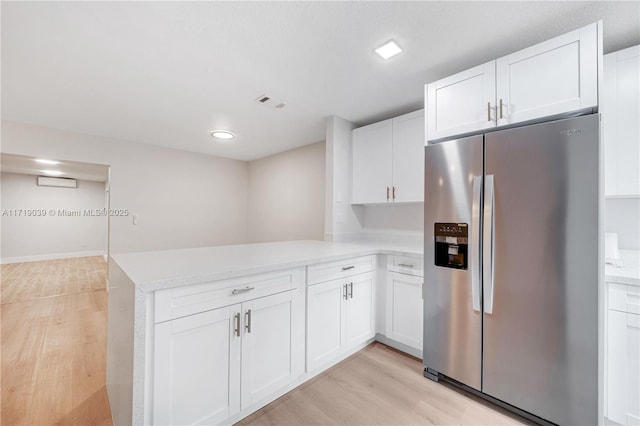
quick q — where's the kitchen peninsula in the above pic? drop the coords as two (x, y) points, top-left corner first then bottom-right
(106, 239), (423, 425)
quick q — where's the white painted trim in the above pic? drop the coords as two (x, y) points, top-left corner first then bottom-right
(0, 250), (106, 264)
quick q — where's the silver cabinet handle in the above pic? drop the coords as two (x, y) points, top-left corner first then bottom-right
(232, 286), (255, 295)
(392, 186), (396, 201)
(245, 309), (252, 333)
(499, 98), (504, 119)
(397, 263), (414, 268)
(386, 186), (390, 201)
(343, 283), (348, 300)
(234, 313), (241, 337)
(342, 266), (355, 271)
(487, 102), (492, 122)
(348, 282), (353, 299)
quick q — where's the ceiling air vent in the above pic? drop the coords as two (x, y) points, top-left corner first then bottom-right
(255, 94), (286, 110)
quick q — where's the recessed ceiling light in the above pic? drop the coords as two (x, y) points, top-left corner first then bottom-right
(35, 158), (60, 165)
(210, 130), (236, 141)
(41, 170), (64, 176)
(375, 40), (402, 59)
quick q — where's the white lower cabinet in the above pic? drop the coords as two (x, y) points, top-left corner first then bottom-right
(153, 305), (241, 425)
(153, 284), (304, 425)
(607, 310), (640, 426)
(386, 272), (423, 351)
(307, 272), (375, 372)
(607, 282), (640, 426)
(344, 273), (375, 349)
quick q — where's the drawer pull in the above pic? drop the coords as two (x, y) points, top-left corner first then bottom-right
(342, 266), (355, 271)
(343, 284), (348, 300)
(348, 282), (353, 299)
(398, 263), (414, 268)
(232, 286), (255, 295)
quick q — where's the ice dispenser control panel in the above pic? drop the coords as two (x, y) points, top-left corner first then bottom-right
(434, 223), (468, 270)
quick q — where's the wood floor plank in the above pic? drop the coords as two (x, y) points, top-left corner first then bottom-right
(1, 256), (107, 304)
(1, 261), (112, 426)
(237, 343), (530, 426)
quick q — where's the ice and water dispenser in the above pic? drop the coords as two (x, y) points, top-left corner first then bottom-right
(434, 223), (468, 269)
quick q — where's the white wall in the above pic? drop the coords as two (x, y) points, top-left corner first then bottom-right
(247, 141), (325, 242)
(1, 172), (108, 261)
(1, 120), (249, 255)
(606, 198), (640, 250)
(324, 116), (364, 241)
(363, 203), (423, 233)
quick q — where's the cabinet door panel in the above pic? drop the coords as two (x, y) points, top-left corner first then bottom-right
(426, 61), (496, 141)
(345, 272), (375, 350)
(496, 23), (598, 126)
(153, 306), (241, 425)
(241, 291), (297, 409)
(607, 310), (640, 425)
(603, 52), (619, 196)
(615, 50), (640, 196)
(307, 280), (345, 371)
(603, 45), (640, 197)
(392, 110), (425, 203)
(386, 272), (423, 350)
(352, 119), (393, 204)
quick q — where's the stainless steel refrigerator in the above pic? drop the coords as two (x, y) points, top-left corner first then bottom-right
(423, 114), (600, 425)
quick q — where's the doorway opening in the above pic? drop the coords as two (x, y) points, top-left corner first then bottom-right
(0, 153), (111, 303)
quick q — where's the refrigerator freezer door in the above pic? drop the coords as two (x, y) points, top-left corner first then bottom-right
(482, 115), (599, 425)
(423, 135), (483, 390)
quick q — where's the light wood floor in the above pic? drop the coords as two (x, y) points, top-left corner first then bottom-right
(238, 343), (529, 426)
(1, 258), (112, 425)
(1, 256), (107, 304)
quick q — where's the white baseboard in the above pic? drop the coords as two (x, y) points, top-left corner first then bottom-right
(1, 250), (106, 264)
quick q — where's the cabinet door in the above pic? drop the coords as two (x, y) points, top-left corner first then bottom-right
(392, 110), (425, 203)
(241, 291), (301, 409)
(307, 279), (346, 371)
(603, 51), (619, 196)
(386, 272), (423, 350)
(352, 119), (393, 204)
(345, 272), (375, 350)
(607, 310), (640, 426)
(426, 61), (496, 141)
(153, 305), (241, 425)
(603, 46), (640, 197)
(496, 22), (599, 127)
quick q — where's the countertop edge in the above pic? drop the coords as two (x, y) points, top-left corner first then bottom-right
(113, 246), (423, 293)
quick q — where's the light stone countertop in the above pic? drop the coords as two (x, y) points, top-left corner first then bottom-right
(110, 239), (423, 292)
(605, 249), (640, 286)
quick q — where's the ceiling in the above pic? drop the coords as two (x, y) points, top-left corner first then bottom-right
(2, 2), (639, 161)
(1, 153), (109, 182)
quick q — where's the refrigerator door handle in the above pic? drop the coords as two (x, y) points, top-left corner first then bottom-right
(471, 176), (482, 312)
(483, 174), (495, 314)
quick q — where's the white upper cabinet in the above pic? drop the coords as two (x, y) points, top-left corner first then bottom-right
(392, 110), (426, 203)
(603, 45), (640, 198)
(426, 62), (496, 141)
(352, 119), (393, 204)
(352, 110), (425, 204)
(496, 23), (599, 126)
(426, 21), (601, 142)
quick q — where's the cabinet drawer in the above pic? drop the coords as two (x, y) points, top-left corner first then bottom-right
(609, 282), (640, 314)
(155, 268), (304, 323)
(307, 255), (376, 285)
(387, 255), (423, 276)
